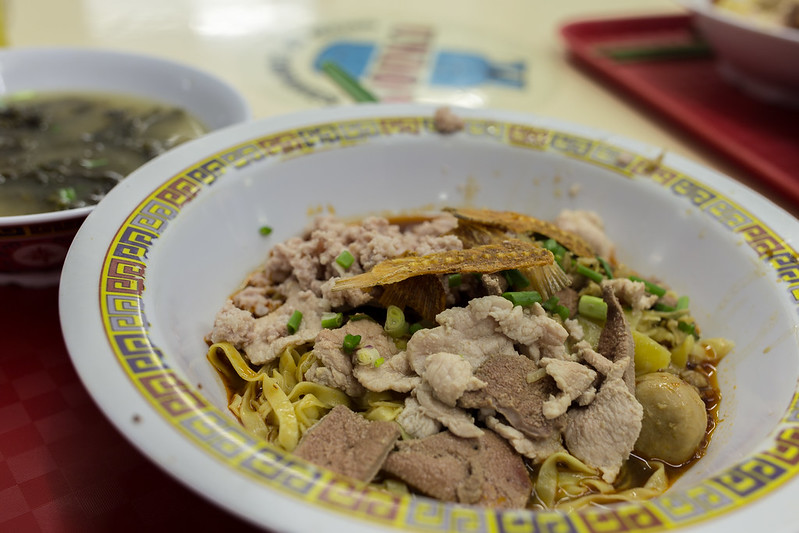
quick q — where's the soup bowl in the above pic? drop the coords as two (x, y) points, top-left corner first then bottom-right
(60, 103), (799, 532)
(0, 47), (251, 286)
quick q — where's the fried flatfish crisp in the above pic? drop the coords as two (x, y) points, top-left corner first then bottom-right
(379, 275), (447, 322)
(444, 207), (595, 257)
(332, 240), (561, 292)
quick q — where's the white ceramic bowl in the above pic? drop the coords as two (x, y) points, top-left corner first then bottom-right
(683, 0), (799, 106)
(0, 47), (252, 286)
(59, 104), (799, 532)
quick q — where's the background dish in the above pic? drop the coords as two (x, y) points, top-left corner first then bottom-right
(0, 47), (252, 287)
(682, 0), (799, 106)
(60, 104), (799, 532)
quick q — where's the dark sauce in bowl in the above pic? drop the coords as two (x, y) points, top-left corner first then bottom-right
(0, 91), (208, 216)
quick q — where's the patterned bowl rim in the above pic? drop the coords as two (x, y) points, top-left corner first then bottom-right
(59, 103), (799, 533)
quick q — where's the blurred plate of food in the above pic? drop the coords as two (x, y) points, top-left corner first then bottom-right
(683, 0), (799, 106)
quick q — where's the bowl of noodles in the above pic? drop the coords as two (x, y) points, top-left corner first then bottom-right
(59, 103), (799, 532)
(0, 47), (251, 287)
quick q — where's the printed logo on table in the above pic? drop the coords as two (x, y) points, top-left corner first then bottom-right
(268, 20), (536, 107)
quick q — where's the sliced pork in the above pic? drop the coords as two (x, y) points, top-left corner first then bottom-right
(396, 396), (441, 439)
(563, 375), (643, 483)
(415, 382), (483, 438)
(539, 358), (597, 419)
(423, 352), (486, 406)
(263, 215), (462, 309)
(354, 349), (421, 393)
(485, 415), (566, 463)
(406, 297), (518, 374)
(562, 286), (643, 483)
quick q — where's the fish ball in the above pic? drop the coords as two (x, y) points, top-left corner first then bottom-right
(634, 372), (707, 465)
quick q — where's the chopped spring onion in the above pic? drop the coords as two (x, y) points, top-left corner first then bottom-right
(286, 310), (303, 334)
(542, 296), (559, 311)
(578, 295), (607, 321)
(526, 368), (548, 383)
(542, 296), (570, 321)
(678, 321), (698, 338)
(374, 357), (385, 368)
(356, 346), (380, 365)
(54, 187), (77, 207)
(629, 276), (666, 297)
(321, 312), (344, 329)
(409, 322), (425, 335)
(343, 334), (361, 352)
(384, 305), (409, 338)
(554, 304), (570, 321)
(503, 269), (530, 289)
(81, 157), (109, 169)
(7, 90), (37, 102)
(335, 249), (355, 270)
(258, 225), (273, 236)
(654, 295), (689, 313)
(576, 263), (604, 284)
(448, 273), (462, 288)
(598, 257), (614, 278)
(502, 291), (543, 307)
(542, 239), (567, 262)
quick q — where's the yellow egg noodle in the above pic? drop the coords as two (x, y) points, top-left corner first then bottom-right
(209, 342), (358, 451)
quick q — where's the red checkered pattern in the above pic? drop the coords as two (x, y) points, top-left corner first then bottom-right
(0, 286), (263, 532)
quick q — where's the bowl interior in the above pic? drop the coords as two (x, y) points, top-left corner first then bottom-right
(142, 131), (798, 491)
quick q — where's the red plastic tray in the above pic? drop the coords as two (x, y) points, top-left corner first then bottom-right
(0, 285), (263, 532)
(561, 14), (799, 208)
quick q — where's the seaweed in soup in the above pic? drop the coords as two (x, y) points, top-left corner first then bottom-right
(0, 91), (208, 216)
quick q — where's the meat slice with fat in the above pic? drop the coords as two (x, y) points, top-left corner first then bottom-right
(415, 382), (483, 438)
(539, 358), (597, 419)
(562, 285), (643, 483)
(396, 396), (441, 439)
(422, 352), (486, 406)
(597, 282), (636, 391)
(563, 375), (642, 483)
